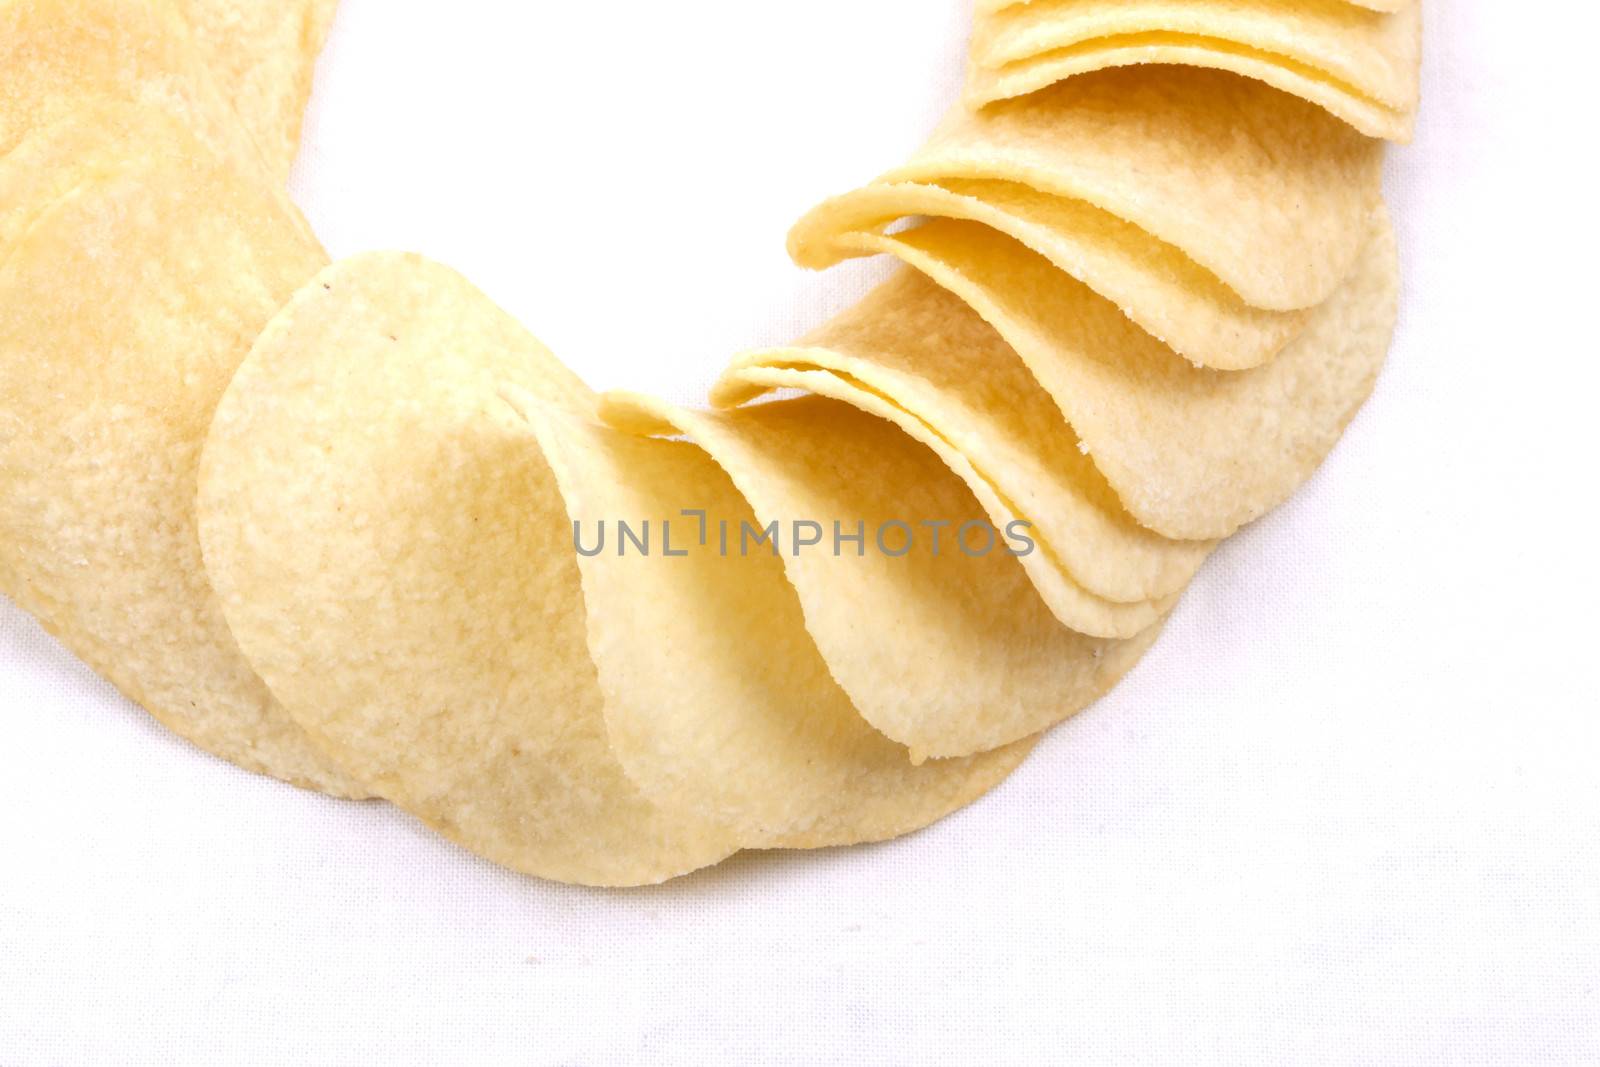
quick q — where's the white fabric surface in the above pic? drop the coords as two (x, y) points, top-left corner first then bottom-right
(4, 2), (1598, 1063)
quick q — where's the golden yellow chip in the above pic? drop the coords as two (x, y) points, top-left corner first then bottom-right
(198, 252), (749, 886)
(966, 40), (1414, 142)
(1, 0), (263, 178)
(711, 269), (1211, 629)
(601, 393), (1164, 760)
(972, 0), (1421, 105)
(520, 398), (1035, 849)
(179, 0), (341, 178)
(966, 0), (1421, 141)
(0, 112), (357, 795)
(703, 367), (1176, 640)
(788, 177), (1308, 370)
(852, 66), (1384, 312)
(1, 100), (154, 253)
(850, 211), (1399, 540)
(976, 0), (1413, 13)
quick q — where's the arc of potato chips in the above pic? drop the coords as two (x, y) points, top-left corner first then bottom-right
(0, 0), (1414, 884)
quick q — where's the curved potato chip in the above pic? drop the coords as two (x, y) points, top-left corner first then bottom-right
(976, 0), (1412, 13)
(709, 367), (1173, 640)
(0, 122), (359, 795)
(849, 212), (1398, 540)
(965, 34), (1413, 142)
(970, 0), (1421, 113)
(516, 399), (1035, 849)
(198, 252), (742, 887)
(601, 393), (1164, 760)
(179, 0), (341, 178)
(856, 66), (1383, 311)
(788, 176), (1308, 370)
(710, 269), (1210, 616)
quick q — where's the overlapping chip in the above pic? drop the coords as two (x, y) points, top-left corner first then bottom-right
(0, 0), (1413, 884)
(516, 399), (1036, 851)
(0, 109), (356, 795)
(179, 0), (341, 177)
(964, 0), (1422, 141)
(787, 177), (1310, 371)
(709, 269), (1212, 626)
(198, 254), (1034, 880)
(803, 66), (1386, 313)
(799, 214), (1401, 540)
(3, 0), (276, 181)
(197, 253), (741, 885)
(599, 390), (1165, 761)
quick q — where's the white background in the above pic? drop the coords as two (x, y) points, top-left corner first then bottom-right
(4, 1), (1598, 1063)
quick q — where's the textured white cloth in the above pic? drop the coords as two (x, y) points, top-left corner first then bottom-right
(3, 2), (1597, 1063)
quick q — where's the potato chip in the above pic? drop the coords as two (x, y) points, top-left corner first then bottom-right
(710, 269), (1211, 622)
(844, 211), (1398, 541)
(788, 177), (1308, 370)
(837, 66), (1383, 312)
(198, 252), (749, 886)
(966, 36), (1413, 142)
(601, 393), (1165, 760)
(968, 0), (1422, 116)
(518, 398), (1035, 849)
(0, 114), (360, 795)
(704, 368), (1176, 640)
(0, 100), (157, 254)
(1, 0), (264, 178)
(179, 0), (341, 179)
(976, 0), (1412, 13)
